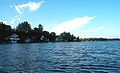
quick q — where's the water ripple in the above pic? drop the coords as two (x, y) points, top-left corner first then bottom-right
(0, 41), (120, 73)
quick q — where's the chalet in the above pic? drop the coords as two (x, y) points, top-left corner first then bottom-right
(9, 33), (20, 43)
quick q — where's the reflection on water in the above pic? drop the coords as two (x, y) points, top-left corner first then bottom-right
(0, 41), (120, 73)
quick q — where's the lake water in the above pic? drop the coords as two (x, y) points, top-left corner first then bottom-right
(0, 41), (120, 73)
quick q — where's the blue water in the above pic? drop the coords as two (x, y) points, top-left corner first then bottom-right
(0, 41), (120, 73)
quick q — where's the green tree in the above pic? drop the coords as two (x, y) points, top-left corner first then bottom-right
(16, 21), (32, 42)
(0, 22), (12, 43)
(32, 24), (43, 42)
(76, 36), (81, 42)
(70, 34), (76, 42)
(16, 21), (31, 33)
(42, 31), (49, 42)
(49, 32), (56, 42)
(38, 24), (43, 32)
(60, 32), (72, 42)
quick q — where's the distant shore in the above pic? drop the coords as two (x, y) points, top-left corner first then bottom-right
(0, 21), (120, 44)
(0, 38), (120, 44)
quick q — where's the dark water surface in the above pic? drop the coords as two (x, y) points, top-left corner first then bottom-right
(0, 41), (120, 73)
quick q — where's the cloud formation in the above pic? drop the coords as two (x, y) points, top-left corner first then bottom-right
(0, 20), (10, 25)
(14, 1), (44, 14)
(50, 16), (95, 34)
(0, 16), (21, 28)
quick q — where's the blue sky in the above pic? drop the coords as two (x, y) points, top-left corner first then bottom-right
(0, 0), (120, 38)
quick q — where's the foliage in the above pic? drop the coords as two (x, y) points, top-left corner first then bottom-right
(0, 21), (119, 43)
(60, 32), (76, 42)
(49, 32), (56, 42)
(16, 21), (32, 43)
(0, 22), (12, 43)
(32, 24), (43, 42)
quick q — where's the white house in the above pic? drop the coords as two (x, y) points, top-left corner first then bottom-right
(9, 33), (20, 43)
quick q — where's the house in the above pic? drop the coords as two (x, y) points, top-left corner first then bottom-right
(9, 33), (20, 43)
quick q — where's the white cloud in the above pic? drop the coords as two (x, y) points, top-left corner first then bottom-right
(50, 16), (95, 35)
(14, 1), (44, 14)
(0, 20), (15, 28)
(0, 16), (21, 28)
(0, 20), (10, 25)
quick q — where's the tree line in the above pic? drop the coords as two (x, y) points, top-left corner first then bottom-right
(0, 21), (119, 43)
(0, 21), (80, 43)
